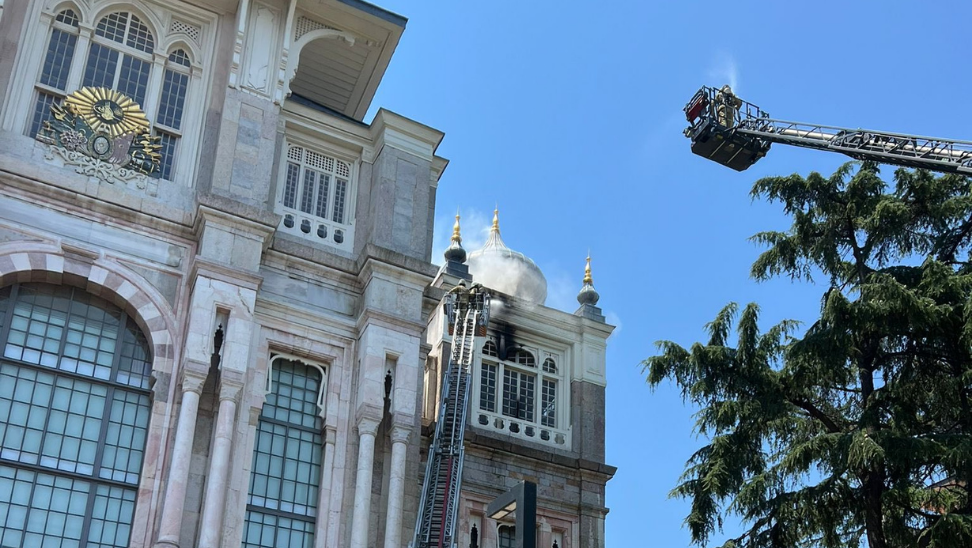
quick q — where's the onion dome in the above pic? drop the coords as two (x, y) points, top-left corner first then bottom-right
(576, 254), (600, 306)
(443, 210), (467, 263)
(466, 209), (547, 305)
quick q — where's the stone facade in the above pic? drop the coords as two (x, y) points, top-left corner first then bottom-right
(0, 1), (614, 547)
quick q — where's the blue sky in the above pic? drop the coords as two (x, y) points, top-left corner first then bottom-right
(365, 1), (972, 545)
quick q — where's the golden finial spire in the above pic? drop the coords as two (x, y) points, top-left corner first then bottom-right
(491, 207), (500, 234)
(583, 253), (593, 286)
(451, 209), (462, 245)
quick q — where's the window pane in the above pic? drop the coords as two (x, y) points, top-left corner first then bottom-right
(87, 484), (137, 548)
(155, 131), (178, 180)
(520, 374), (535, 422)
(243, 510), (315, 548)
(55, 9), (80, 27)
(502, 369), (518, 419)
(498, 525), (515, 548)
(479, 363), (496, 413)
(125, 15), (154, 53)
(117, 54), (150, 108)
(283, 164), (300, 209)
(332, 179), (347, 224)
(29, 92), (61, 139)
(95, 12), (129, 44)
(0, 284), (152, 548)
(0, 466), (90, 548)
(116, 319), (151, 389)
(245, 359), (323, 545)
(315, 175), (330, 219)
(299, 170), (317, 214)
(82, 43), (120, 90)
(168, 49), (191, 67)
(541, 379), (556, 428)
(156, 68), (189, 130)
(40, 28), (78, 90)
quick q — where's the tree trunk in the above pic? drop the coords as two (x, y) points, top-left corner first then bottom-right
(863, 470), (887, 548)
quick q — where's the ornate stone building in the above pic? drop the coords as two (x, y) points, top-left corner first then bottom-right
(0, 0), (615, 546)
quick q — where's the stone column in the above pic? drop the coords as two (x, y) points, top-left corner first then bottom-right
(313, 427), (336, 548)
(382, 426), (411, 548)
(155, 364), (208, 548)
(197, 372), (244, 548)
(349, 417), (380, 548)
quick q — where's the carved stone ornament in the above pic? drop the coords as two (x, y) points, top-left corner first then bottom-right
(38, 87), (163, 193)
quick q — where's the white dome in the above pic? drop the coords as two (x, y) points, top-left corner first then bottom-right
(466, 211), (547, 305)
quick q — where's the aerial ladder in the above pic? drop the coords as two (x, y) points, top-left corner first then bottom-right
(411, 284), (490, 548)
(683, 85), (972, 174)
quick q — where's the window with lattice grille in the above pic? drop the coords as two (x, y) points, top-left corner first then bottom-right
(278, 144), (355, 249)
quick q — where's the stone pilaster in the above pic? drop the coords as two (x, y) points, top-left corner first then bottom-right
(349, 416), (381, 548)
(197, 370), (244, 548)
(155, 361), (208, 548)
(382, 425), (411, 548)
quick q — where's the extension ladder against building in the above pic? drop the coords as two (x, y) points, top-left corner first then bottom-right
(412, 289), (489, 548)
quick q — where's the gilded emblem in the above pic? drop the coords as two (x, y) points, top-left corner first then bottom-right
(38, 87), (161, 177)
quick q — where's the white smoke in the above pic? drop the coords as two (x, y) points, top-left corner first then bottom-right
(708, 51), (739, 92)
(467, 251), (547, 309)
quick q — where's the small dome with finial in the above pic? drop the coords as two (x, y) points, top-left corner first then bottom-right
(466, 208), (547, 304)
(443, 210), (467, 263)
(577, 254), (600, 306)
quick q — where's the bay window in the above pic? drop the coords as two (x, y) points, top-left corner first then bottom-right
(476, 340), (566, 446)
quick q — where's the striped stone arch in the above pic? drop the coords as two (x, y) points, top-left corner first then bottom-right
(0, 242), (178, 377)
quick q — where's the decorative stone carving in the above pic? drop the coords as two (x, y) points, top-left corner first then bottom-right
(44, 145), (159, 196)
(38, 87), (162, 195)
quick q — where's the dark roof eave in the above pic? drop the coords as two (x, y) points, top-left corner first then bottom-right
(335, 0), (407, 28)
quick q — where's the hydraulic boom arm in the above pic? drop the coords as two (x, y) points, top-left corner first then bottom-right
(684, 85), (972, 174)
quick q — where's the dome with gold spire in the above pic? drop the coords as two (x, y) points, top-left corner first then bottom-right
(466, 209), (547, 304)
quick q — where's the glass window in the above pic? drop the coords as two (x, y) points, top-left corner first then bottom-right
(0, 283), (153, 548)
(243, 358), (324, 548)
(82, 13), (154, 108)
(498, 525), (515, 548)
(278, 145), (354, 246)
(477, 345), (561, 431)
(29, 10), (193, 183)
(29, 9), (79, 137)
(155, 49), (191, 180)
(479, 362), (496, 413)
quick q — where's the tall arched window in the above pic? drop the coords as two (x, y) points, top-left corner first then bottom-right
(243, 357), (325, 548)
(29, 8), (194, 181)
(0, 283), (153, 548)
(498, 525), (515, 548)
(82, 11), (155, 106)
(154, 49), (191, 180)
(29, 9), (80, 137)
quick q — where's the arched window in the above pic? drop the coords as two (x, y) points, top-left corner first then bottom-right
(29, 9), (80, 137)
(29, 9), (194, 181)
(0, 283), (153, 548)
(498, 525), (515, 548)
(155, 49), (191, 180)
(482, 340), (498, 358)
(244, 357), (324, 548)
(511, 349), (535, 367)
(82, 12), (154, 107)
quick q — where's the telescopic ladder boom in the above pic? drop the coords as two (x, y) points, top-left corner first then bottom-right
(683, 85), (972, 174)
(411, 286), (489, 548)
